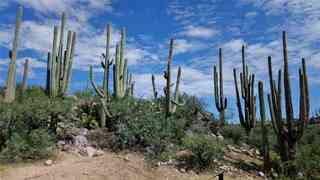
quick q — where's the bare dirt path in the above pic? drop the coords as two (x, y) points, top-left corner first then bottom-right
(0, 151), (260, 180)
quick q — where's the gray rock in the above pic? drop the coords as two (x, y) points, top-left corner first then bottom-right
(79, 128), (89, 136)
(79, 146), (97, 157)
(74, 135), (89, 147)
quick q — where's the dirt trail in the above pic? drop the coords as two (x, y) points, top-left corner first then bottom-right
(0, 151), (260, 180)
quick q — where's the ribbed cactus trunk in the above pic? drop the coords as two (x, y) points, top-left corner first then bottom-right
(164, 39), (174, 117)
(47, 13), (76, 98)
(4, 6), (23, 103)
(258, 81), (270, 173)
(103, 24), (112, 101)
(267, 31), (309, 176)
(214, 48), (227, 126)
(233, 45), (256, 136)
(21, 59), (29, 93)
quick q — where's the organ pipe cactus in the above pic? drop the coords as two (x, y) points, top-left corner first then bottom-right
(21, 59), (29, 93)
(214, 48), (227, 126)
(47, 13), (76, 97)
(163, 39), (184, 117)
(4, 6), (23, 103)
(258, 81), (270, 173)
(267, 31), (309, 175)
(233, 45), (256, 135)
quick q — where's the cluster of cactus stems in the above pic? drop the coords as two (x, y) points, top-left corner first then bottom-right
(47, 12), (77, 98)
(258, 81), (271, 173)
(163, 39), (184, 117)
(4, 6), (23, 103)
(233, 45), (256, 135)
(267, 31), (309, 170)
(113, 28), (133, 99)
(214, 48), (228, 126)
(21, 59), (29, 93)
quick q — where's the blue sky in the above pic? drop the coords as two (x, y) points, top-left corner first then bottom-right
(0, 0), (320, 121)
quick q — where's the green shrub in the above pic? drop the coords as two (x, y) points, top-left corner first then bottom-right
(0, 129), (55, 162)
(296, 143), (320, 178)
(181, 133), (224, 171)
(220, 125), (245, 145)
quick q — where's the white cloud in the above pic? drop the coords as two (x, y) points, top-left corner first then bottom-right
(180, 25), (217, 38)
(174, 39), (207, 54)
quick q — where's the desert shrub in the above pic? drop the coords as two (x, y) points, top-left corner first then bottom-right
(220, 125), (246, 145)
(181, 133), (224, 171)
(296, 144), (320, 178)
(0, 87), (73, 162)
(73, 99), (100, 129)
(0, 129), (55, 162)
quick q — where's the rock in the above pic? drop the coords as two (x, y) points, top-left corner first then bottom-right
(258, 171), (265, 177)
(217, 134), (224, 141)
(74, 135), (89, 147)
(79, 128), (89, 136)
(175, 150), (193, 160)
(79, 146), (97, 157)
(45, 160), (53, 166)
(95, 150), (104, 157)
(255, 149), (260, 156)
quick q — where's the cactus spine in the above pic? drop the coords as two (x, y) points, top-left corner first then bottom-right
(258, 81), (270, 173)
(214, 48), (227, 126)
(267, 31), (309, 175)
(233, 45), (256, 135)
(4, 6), (23, 103)
(21, 59), (29, 93)
(47, 13), (76, 97)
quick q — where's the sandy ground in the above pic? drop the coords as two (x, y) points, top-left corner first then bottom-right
(0, 151), (261, 180)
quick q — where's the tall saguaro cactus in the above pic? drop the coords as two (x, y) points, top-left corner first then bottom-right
(163, 39), (184, 117)
(258, 81), (270, 173)
(47, 13), (77, 97)
(233, 45), (256, 135)
(4, 6), (23, 103)
(214, 48), (227, 126)
(102, 24), (112, 101)
(267, 31), (309, 175)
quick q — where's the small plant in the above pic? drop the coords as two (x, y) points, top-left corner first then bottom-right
(181, 133), (224, 171)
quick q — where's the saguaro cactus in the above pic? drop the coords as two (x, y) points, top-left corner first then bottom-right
(113, 28), (132, 98)
(214, 48), (228, 126)
(267, 31), (309, 175)
(4, 6), (23, 103)
(258, 81), (270, 173)
(89, 66), (112, 127)
(233, 45), (256, 135)
(163, 39), (184, 117)
(21, 59), (29, 93)
(47, 13), (77, 97)
(102, 24), (112, 101)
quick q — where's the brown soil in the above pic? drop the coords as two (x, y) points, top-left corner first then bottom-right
(0, 151), (262, 180)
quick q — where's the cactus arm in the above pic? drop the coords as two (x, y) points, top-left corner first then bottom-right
(233, 69), (245, 126)
(172, 66), (182, 112)
(103, 24), (111, 96)
(89, 66), (105, 98)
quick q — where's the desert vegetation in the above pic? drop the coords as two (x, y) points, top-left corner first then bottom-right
(0, 6), (319, 180)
